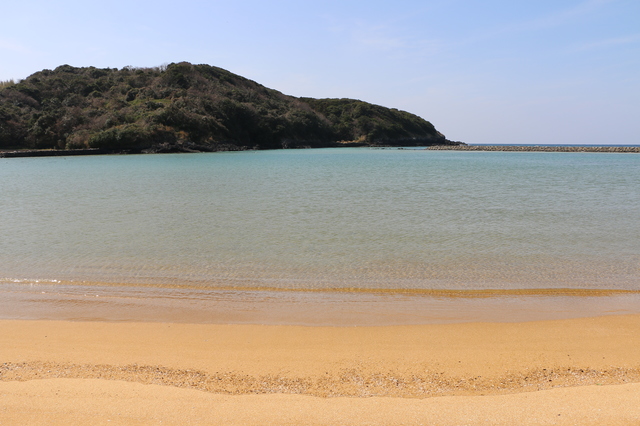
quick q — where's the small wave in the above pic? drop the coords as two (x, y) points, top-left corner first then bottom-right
(2, 276), (638, 299)
(0, 278), (61, 284)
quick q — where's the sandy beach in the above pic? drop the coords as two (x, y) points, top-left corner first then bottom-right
(2, 315), (640, 424)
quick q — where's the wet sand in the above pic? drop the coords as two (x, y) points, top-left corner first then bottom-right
(2, 315), (640, 424)
(3, 281), (640, 325)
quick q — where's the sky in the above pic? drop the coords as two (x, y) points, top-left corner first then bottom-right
(1, 0), (638, 145)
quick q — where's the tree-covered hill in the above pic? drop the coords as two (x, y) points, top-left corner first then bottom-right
(0, 62), (461, 152)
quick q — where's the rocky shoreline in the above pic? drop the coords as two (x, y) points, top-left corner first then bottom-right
(0, 139), (463, 158)
(427, 145), (640, 153)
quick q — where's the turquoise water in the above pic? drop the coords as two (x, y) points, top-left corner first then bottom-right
(1, 148), (639, 293)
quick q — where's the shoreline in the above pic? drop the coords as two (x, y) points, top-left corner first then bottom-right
(2, 315), (640, 424)
(3, 282), (640, 325)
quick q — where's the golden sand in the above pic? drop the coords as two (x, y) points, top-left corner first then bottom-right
(1, 315), (640, 424)
(2, 379), (640, 425)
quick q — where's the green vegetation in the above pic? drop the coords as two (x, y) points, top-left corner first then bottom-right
(0, 80), (17, 89)
(301, 98), (445, 145)
(0, 62), (459, 152)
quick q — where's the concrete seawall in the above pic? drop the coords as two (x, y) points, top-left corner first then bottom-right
(0, 149), (109, 158)
(427, 145), (640, 153)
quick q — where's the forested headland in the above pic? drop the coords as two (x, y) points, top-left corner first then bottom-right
(0, 62), (462, 153)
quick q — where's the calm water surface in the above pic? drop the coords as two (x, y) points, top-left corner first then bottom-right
(1, 148), (639, 291)
(1, 148), (639, 322)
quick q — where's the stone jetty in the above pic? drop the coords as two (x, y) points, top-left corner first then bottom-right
(426, 145), (639, 153)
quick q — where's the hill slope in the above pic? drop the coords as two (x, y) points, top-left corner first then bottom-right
(0, 62), (461, 152)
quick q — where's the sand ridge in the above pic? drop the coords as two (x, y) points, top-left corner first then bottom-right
(2, 361), (640, 398)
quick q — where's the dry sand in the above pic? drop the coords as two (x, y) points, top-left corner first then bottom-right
(1, 315), (640, 424)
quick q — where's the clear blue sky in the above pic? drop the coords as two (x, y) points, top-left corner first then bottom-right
(1, 0), (638, 144)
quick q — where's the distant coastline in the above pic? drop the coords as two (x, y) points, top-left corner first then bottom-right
(3, 144), (640, 158)
(0, 141), (443, 158)
(427, 145), (640, 153)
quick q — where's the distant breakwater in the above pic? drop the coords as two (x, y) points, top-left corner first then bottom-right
(0, 149), (109, 158)
(427, 145), (640, 153)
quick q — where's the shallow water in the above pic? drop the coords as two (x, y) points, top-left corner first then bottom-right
(2, 281), (640, 325)
(1, 148), (638, 323)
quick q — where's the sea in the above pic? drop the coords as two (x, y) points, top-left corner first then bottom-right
(1, 148), (639, 324)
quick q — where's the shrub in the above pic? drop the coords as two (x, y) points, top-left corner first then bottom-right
(87, 124), (152, 150)
(65, 129), (91, 149)
(0, 79), (17, 89)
